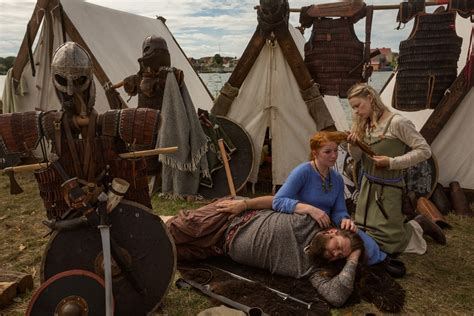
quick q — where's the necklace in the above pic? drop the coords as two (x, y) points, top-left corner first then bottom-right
(367, 110), (385, 138)
(313, 160), (332, 193)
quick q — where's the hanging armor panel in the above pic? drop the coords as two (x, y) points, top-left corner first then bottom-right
(394, 10), (462, 111)
(0, 111), (41, 154)
(304, 17), (365, 97)
(118, 108), (160, 146)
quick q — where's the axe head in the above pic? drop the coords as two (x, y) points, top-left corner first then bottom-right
(5, 169), (24, 195)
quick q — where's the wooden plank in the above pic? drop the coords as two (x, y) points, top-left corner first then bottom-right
(11, 0), (53, 86)
(273, 24), (313, 91)
(61, 9), (125, 109)
(0, 271), (34, 293)
(211, 28), (266, 116)
(288, 1), (449, 13)
(0, 281), (18, 308)
(420, 60), (473, 144)
(227, 28), (266, 89)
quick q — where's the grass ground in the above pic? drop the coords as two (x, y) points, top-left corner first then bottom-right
(0, 173), (473, 315)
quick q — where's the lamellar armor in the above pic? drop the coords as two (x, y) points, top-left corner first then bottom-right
(394, 9), (462, 110)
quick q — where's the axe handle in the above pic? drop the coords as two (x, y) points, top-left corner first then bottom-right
(2, 162), (50, 174)
(111, 81), (124, 89)
(0, 147), (179, 175)
(218, 139), (236, 197)
(118, 146), (178, 159)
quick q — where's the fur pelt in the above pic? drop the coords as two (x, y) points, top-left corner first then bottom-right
(178, 257), (405, 314)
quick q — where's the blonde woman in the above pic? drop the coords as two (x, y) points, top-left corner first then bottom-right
(346, 83), (445, 255)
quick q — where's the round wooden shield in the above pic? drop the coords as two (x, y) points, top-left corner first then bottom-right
(404, 154), (438, 198)
(27, 269), (108, 316)
(199, 116), (254, 199)
(41, 200), (176, 315)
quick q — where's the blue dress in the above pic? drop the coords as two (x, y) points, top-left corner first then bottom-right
(273, 162), (386, 265)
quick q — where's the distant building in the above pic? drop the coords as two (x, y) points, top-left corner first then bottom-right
(188, 56), (239, 73)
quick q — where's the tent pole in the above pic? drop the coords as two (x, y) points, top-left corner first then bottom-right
(61, 10), (126, 109)
(11, 0), (52, 91)
(420, 45), (474, 144)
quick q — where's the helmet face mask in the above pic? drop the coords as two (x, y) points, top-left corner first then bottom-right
(140, 35), (171, 71)
(51, 42), (95, 113)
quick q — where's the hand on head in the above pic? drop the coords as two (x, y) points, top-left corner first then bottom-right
(340, 218), (358, 233)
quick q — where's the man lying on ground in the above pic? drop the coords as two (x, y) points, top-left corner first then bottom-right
(166, 196), (368, 306)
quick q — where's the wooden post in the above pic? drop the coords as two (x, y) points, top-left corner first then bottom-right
(218, 139), (236, 197)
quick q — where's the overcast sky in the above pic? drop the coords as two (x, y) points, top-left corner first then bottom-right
(0, 0), (428, 58)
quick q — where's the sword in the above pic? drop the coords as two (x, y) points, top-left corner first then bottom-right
(206, 265), (313, 310)
(97, 192), (113, 316)
(176, 278), (267, 316)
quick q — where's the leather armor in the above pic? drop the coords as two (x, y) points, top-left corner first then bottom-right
(394, 10), (462, 111)
(304, 11), (371, 98)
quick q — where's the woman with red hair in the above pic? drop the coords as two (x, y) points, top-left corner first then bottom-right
(272, 131), (387, 266)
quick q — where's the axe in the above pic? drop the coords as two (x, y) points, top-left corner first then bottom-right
(2, 162), (49, 195)
(1, 147), (178, 195)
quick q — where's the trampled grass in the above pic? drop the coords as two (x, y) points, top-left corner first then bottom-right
(0, 173), (473, 315)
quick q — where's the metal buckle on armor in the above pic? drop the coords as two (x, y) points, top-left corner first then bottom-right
(53, 121), (61, 130)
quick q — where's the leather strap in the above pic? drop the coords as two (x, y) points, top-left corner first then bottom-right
(54, 111), (63, 156)
(83, 110), (98, 182)
(63, 115), (84, 179)
(364, 6), (374, 67)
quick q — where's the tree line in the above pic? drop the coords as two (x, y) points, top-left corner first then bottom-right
(0, 57), (15, 75)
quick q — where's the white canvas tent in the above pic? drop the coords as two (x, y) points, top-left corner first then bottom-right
(380, 15), (473, 194)
(224, 25), (350, 186)
(2, 0), (213, 114)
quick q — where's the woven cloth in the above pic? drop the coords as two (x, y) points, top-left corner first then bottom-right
(157, 70), (209, 198)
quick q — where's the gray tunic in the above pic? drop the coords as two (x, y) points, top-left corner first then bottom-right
(226, 210), (359, 306)
(227, 210), (320, 278)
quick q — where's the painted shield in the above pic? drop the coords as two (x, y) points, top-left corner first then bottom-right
(41, 199), (176, 315)
(404, 154), (438, 198)
(27, 269), (108, 316)
(199, 116), (254, 199)
(336, 145), (439, 202)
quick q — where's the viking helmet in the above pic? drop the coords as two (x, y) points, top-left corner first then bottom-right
(51, 42), (95, 113)
(140, 35), (171, 71)
(51, 42), (93, 97)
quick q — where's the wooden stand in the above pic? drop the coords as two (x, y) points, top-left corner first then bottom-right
(0, 271), (33, 308)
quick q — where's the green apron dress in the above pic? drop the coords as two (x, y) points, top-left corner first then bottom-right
(355, 114), (413, 254)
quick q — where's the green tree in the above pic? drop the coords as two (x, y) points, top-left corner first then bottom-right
(0, 56), (16, 75)
(213, 54), (223, 66)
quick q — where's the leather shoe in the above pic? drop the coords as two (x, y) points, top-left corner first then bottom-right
(384, 257), (406, 278)
(414, 214), (446, 245)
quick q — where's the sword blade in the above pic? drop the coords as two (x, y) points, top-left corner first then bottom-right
(99, 226), (113, 316)
(206, 265), (312, 309)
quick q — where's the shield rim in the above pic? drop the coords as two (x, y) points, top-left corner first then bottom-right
(26, 269), (109, 316)
(40, 199), (177, 313)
